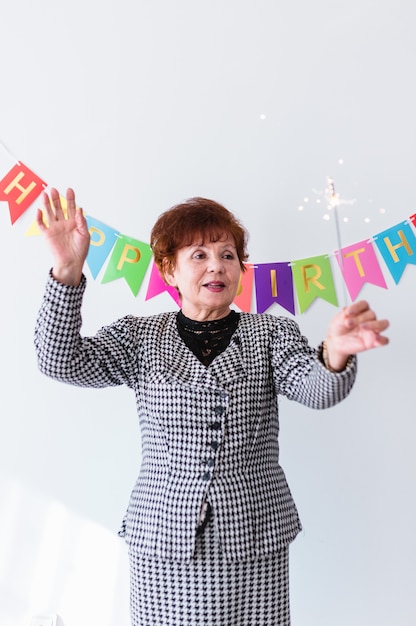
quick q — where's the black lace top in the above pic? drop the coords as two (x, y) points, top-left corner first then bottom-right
(176, 310), (240, 366)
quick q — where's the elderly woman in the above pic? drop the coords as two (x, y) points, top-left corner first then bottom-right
(35, 189), (389, 626)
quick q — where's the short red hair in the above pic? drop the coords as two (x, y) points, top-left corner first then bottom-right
(150, 197), (249, 281)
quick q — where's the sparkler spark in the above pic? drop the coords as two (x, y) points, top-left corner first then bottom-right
(309, 179), (356, 214)
(324, 176), (356, 211)
(302, 177), (351, 306)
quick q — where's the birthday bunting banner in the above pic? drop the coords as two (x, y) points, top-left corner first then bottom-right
(1, 142), (415, 315)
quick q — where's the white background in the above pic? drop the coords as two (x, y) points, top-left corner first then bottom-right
(0, 1), (415, 624)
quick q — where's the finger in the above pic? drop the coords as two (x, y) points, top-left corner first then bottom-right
(355, 309), (377, 325)
(365, 330), (389, 349)
(66, 187), (77, 220)
(36, 207), (48, 232)
(345, 302), (384, 329)
(375, 335), (389, 347)
(75, 205), (90, 237)
(50, 187), (65, 219)
(361, 318), (390, 333)
(344, 300), (370, 317)
(41, 190), (56, 224)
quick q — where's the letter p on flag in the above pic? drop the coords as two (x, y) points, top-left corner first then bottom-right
(0, 162), (47, 224)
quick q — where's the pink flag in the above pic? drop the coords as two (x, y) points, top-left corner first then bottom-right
(335, 240), (387, 301)
(145, 261), (181, 307)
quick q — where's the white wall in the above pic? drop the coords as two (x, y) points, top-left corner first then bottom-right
(1, 1), (415, 624)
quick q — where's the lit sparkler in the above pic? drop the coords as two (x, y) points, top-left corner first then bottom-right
(326, 176), (349, 306)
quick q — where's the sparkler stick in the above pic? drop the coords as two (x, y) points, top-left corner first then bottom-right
(327, 177), (349, 307)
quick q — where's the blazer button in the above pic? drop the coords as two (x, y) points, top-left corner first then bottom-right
(214, 406), (225, 415)
(202, 471), (211, 481)
(209, 421), (221, 431)
(210, 441), (219, 450)
(216, 390), (228, 400)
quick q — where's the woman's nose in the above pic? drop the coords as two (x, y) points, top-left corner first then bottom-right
(207, 257), (224, 272)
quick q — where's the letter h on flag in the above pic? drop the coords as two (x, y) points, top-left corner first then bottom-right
(0, 162), (47, 224)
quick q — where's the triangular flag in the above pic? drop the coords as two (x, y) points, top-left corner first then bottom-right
(145, 261), (181, 306)
(254, 262), (295, 314)
(335, 240), (387, 300)
(374, 220), (416, 284)
(292, 255), (338, 313)
(85, 216), (120, 279)
(101, 234), (152, 296)
(233, 264), (255, 312)
(0, 162), (46, 224)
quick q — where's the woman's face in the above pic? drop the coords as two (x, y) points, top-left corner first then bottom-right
(165, 235), (241, 321)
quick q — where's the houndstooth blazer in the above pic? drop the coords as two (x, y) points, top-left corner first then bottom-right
(35, 274), (357, 563)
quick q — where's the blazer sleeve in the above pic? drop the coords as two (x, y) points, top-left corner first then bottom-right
(34, 272), (141, 389)
(270, 316), (357, 409)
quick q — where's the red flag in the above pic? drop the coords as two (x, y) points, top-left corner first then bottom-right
(0, 162), (46, 224)
(233, 264), (255, 312)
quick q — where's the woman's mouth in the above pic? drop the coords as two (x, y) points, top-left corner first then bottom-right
(204, 282), (225, 292)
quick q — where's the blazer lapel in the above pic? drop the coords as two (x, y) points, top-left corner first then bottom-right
(162, 312), (247, 388)
(208, 331), (246, 385)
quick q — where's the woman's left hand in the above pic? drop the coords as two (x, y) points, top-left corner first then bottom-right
(324, 301), (389, 371)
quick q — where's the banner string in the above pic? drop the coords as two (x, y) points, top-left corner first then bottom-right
(1, 141), (415, 313)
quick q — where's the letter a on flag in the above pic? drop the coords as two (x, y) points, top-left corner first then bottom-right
(0, 162), (47, 224)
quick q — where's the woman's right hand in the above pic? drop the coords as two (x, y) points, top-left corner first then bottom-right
(37, 187), (90, 286)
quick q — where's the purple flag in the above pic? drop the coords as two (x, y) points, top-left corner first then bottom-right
(254, 262), (295, 314)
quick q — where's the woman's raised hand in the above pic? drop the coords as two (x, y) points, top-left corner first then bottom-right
(324, 300), (390, 371)
(37, 188), (90, 286)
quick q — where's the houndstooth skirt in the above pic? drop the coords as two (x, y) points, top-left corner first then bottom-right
(128, 515), (291, 626)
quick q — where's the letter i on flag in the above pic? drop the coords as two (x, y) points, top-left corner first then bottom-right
(0, 162), (47, 224)
(254, 262), (295, 314)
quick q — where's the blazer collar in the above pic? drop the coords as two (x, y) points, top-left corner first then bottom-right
(165, 313), (246, 388)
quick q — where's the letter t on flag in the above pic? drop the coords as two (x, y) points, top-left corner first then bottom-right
(0, 162), (47, 224)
